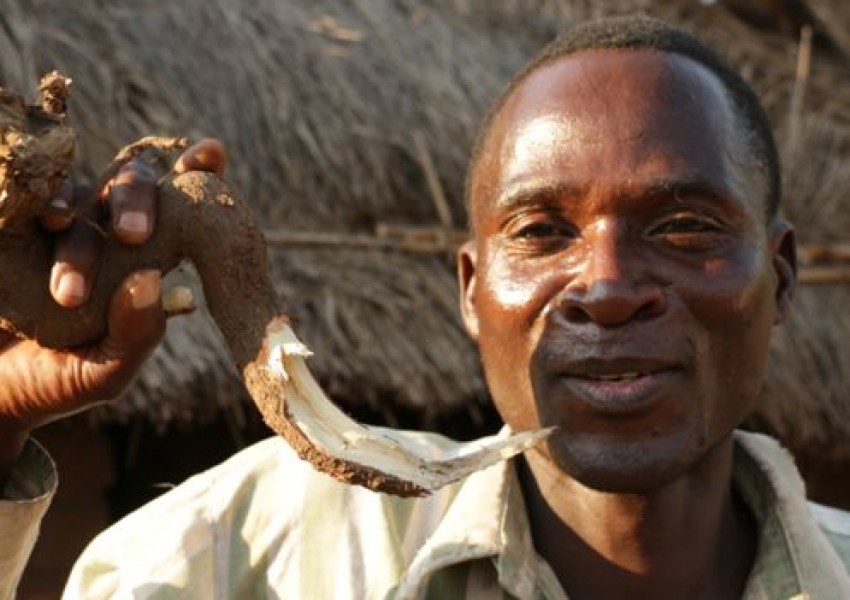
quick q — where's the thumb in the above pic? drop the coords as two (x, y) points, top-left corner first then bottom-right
(0, 271), (167, 431)
(83, 270), (166, 400)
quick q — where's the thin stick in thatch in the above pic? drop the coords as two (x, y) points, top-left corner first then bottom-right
(805, 0), (850, 60)
(787, 24), (813, 157)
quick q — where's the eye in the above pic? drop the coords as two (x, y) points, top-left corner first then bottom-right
(503, 213), (575, 254)
(647, 214), (728, 249)
(515, 221), (563, 239)
(652, 218), (718, 234)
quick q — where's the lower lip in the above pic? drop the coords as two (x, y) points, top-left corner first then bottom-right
(559, 370), (678, 415)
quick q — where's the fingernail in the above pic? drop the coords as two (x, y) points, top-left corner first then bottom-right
(130, 271), (161, 310)
(57, 272), (86, 304)
(117, 212), (149, 236)
(51, 180), (73, 210)
(162, 286), (195, 317)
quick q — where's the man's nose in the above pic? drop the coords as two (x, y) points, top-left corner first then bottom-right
(556, 222), (666, 326)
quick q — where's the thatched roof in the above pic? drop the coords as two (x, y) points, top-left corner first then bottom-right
(1, 0), (849, 458)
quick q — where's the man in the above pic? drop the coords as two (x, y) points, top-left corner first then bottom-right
(2, 15), (849, 599)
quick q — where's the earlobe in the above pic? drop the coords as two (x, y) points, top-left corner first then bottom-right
(457, 241), (480, 340)
(770, 219), (797, 325)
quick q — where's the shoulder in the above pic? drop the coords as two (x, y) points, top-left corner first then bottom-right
(810, 501), (850, 571)
(65, 429), (459, 597)
(88, 426), (457, 534)
(73, 434), (336, 547)
(64, 436), (308, 596)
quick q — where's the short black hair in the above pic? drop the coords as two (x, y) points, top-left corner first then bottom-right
(467, 15), (780, 218)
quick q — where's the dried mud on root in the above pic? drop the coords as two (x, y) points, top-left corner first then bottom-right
(0, 73), (551, 496)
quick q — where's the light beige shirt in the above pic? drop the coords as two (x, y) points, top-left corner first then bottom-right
(2, 429), (849, 599)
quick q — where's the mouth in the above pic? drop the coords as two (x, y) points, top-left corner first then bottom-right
(555, 359), (682, 415)
(581, 371), (653, 382)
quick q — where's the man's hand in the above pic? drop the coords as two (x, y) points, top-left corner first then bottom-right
(0, 139), (227, 486)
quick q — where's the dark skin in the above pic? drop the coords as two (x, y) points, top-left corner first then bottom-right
(0, 49), (796, 599)
(0, 139), (227, 486)
(459, 50), (796, 598)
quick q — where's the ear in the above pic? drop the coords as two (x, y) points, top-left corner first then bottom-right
(769, 219), (796, 325)
(457, 240), (480, 340)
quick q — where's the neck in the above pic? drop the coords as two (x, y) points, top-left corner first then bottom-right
(519, 437), (756, 599)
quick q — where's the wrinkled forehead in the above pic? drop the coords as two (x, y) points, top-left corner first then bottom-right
(469, 49), (764, 218)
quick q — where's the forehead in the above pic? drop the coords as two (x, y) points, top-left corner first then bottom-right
(471, 50), (763, 219)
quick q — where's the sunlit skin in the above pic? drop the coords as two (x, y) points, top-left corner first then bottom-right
(0, 140), (226, 485)
(459, 51), (796, 598)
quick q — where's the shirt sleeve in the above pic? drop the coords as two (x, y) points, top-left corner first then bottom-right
(0, 438), (57, 600)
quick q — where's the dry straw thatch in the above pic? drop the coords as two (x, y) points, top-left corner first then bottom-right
(0, 0), (848, 457)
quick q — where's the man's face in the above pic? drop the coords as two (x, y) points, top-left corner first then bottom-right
(459, 50), (795, 492)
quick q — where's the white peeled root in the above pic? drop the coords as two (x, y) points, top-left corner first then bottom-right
(0, 72), (550, 497)
(265, 322), (554, 496)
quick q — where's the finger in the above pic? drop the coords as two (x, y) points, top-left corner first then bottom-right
(75, 270), (166, 405)
(40, 179), (75, 232)
(106, 159), (159, 246)
(173, 138), (227, 175)
(101, 270), (166, 362)
(49, 201), (103, 308)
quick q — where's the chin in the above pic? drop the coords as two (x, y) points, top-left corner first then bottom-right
(545, 431), (704, 494)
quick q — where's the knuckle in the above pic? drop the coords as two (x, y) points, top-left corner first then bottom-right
(114, 160), (158, 189)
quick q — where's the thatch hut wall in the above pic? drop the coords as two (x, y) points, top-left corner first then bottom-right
(1, 0), (849, 460)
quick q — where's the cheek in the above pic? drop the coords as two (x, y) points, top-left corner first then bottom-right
(482, 254), (544, 314)
(682, 250), (776, 418)
(477, 250), (563, 333)
(685, 249), (775, 331)
(475, 252), (565, 427)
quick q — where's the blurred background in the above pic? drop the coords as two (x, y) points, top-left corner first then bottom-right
(2, 0), (848, 596)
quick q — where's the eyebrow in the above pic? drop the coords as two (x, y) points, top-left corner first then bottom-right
(643, 178), (739, 203)
(493, 181), (582, 212)
(493, 176), (742, 212)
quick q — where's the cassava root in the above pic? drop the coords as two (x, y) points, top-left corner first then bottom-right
(0, 73), (552, 497)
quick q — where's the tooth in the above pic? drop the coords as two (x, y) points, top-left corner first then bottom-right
(593, 372), (642, 382)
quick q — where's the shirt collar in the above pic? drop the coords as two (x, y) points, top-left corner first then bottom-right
(396, 429), (850, 599)
(393, 453), (511, 599)
(394, 426), (558, 599)
(733, 431), (850, 599)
